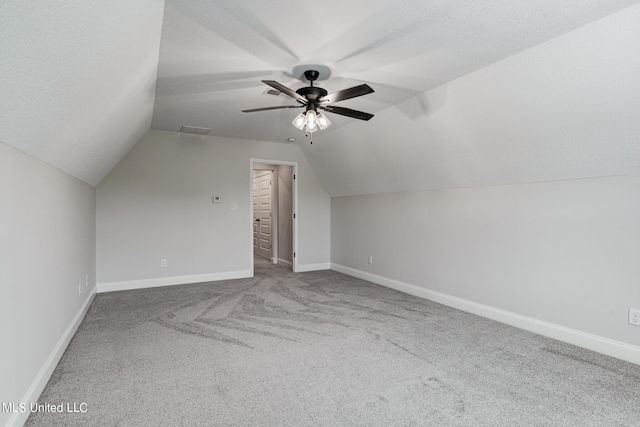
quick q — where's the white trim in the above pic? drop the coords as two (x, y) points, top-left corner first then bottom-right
(7, 289), (96, 427)
(97, 270), (252, 293)
(331, 263), (640, 365)
(296, 262), (331, 272)
(277, 258), (293, 268)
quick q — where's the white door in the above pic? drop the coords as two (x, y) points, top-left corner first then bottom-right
(253, 170), (272, 260)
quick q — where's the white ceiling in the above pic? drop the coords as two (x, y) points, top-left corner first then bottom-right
(151, 0), (638, 143)
(0, 0), (164, 187)
(301, 4), (640, 196)
(1, 0), (639, 189)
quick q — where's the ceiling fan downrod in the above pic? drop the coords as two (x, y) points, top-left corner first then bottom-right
(295, 70), (327, 104)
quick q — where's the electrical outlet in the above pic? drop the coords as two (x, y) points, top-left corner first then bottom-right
(161, 259), (167, 268)
(630, 309), (640, 326)
(78, 283), (82, 296)
(368, 256), (373, 265)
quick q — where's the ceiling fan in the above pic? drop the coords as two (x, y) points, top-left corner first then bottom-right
(242, 70), (374, 137)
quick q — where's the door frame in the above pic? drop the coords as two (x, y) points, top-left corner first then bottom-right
(249, 159), (298, 274)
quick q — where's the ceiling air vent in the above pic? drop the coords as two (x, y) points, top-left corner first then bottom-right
(180, 126), (210, 135)
(262, 88), (283, 97)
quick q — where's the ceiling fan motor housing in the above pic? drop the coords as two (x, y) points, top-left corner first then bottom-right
(296, 86), (328, 103)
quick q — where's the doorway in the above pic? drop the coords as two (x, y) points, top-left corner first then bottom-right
(250, 159), (297, 273)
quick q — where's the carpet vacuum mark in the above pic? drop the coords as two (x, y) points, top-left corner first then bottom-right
(26, 259), (640, 426)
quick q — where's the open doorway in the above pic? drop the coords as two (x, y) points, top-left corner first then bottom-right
(250, 159), (297, 273)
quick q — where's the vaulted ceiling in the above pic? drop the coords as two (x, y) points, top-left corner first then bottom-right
(2, 1), (639, 190)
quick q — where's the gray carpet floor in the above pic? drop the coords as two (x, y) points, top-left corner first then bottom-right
(26, 258), (640, 426)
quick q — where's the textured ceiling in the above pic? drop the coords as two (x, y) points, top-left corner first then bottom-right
(1, 1), (638, 189)
(300, 5), (640, 196)
(0, 0), (164, 187)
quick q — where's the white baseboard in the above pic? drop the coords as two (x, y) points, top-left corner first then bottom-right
(296, 262), (331, 272)
(7, 289), (96, 427)
(277, 258), (293, 268)
(97, 270), (253, 293)
(331, 263), (640, 365)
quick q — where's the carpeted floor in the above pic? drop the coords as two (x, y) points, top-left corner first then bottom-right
(26, 258), (640, 426)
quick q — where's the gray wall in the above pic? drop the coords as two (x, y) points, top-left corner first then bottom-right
(331, 176), (640, 359)
(317, 5), (640, 363)
(97, 130), (330, 289)
(1, 142), (96, 427)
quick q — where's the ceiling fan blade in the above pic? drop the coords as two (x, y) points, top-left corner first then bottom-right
(320, 105), (374, 121)
(318, 84), (374, 104)
(242, 105), (303, 113)
(262, 80), (307, 104)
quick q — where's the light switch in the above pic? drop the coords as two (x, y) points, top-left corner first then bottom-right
(213, 196), (221, 204)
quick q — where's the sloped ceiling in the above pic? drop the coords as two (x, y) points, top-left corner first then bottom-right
(300, 5), (640, 196)
(0, 0), (165, 187)
(1, 1), (638, 189)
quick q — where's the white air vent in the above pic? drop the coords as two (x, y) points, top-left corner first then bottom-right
(179, 126), (211, 135)
(263, 88), (283, 97)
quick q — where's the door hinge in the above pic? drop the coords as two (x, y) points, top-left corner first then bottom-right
(293, 252), (296, 258)
(293, 174), (296, 179)
(293, 213), (296, 219)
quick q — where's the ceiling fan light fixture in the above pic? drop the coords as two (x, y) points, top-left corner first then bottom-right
(306, 121), (318, 133)
(292, 109), (330, 133)
(305, 110), (318, 133)
(292, 112), (306, 130)
(306, 109), (317, 124)
(317, 112), (331, 130)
